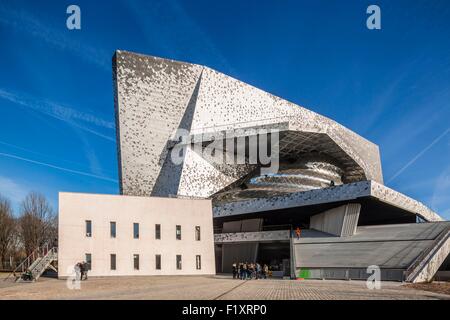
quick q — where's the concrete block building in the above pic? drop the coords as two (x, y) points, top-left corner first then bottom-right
(57, 50), (449, 282)
(58, 193), (215, 277)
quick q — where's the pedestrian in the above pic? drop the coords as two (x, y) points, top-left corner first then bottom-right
(263, 264), (268, 279)
(295, 227), (301, 240)
(83, 261), (89, 280)
(232, 262), (237, 279)
(256, 263), (261, 279)
(242, 262), (248, 280)
(247, 263), (251, 279)
(80, 261), (88, 280)
(79, 261), (85, 280)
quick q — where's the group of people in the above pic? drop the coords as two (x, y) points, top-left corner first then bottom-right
(232, 262), (269, 280)
(74, 261), (89, 281)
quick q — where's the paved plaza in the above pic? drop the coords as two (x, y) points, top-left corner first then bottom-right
(0, 276), (449, 300)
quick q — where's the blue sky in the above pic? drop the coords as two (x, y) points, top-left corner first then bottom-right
(0, 0), (449, 218)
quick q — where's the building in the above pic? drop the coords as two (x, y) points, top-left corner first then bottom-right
(58, 50), (449, 282)
(58, 193), (215, 277)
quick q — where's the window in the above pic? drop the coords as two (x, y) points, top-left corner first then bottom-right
(176, 225), (181, 240)
(133, 254), (139, 270)
(110, 254), (116, 270)
(195, 226), (201, 241)
(85, 253), (92, 270)
(155, 224), (161, 240)
(85, 220), (92, 237)
(176, 255), (182, 270)
(133, 223), (139, 239)
(155, 254), (161, 270)
(110, 222), (116, 238)
(196, 255), (201, 270)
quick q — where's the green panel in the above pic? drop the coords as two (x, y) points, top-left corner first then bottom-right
(297, 268), (310, 279)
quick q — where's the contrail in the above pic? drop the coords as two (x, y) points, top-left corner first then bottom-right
(0, 5), (110, 70)
(388, 127), (450, 183)
(0, 152), (118, 183)
(0, 88), (116, 142)
(0, 140), (116, 176)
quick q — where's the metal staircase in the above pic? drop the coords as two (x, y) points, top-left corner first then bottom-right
(3, 243), (58, 282)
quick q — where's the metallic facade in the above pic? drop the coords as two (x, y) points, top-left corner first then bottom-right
(113, 50), (448, 282)
(114, 50), (383, 199)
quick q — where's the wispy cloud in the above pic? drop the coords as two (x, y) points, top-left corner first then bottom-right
(430, 164), (450, 220)
(0, 88), (115, 142)
(0, 139), (116, 177)
(387, 127), (450, 183)
(45, 100), (114, 129)
(0, 4), (110, 71)
(0, 152), (117, 183)
(75, 128), (106, 177)
(0, 175), (29, 205)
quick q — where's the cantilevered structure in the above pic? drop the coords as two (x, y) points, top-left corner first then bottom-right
(59, 50), (450, 282)
(112, 50), (449, 282)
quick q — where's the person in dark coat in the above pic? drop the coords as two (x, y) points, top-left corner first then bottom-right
(80, 261), (88, 280)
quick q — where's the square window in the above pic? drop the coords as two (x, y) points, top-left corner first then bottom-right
(155, 224), (161, 240)
(196, 255), (201, 270)
(155, 254), (161, 270)
(176, 255), (182, 270)
(176, 225), (181, 240)
(85, 220), (92, 237)
(195, 226), (201, 241)
(110, 254), (116, 270)
(85, 253), (92, 270)
(133, 223), (139, 239)
(110, 222), (116, 238)
(133, 254), (139, 270)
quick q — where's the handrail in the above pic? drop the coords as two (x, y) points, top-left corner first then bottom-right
(404, 226), (450, 282)
(214, 224), (292, 234)
(31, 247), (58, 281)
(262, 224), (293, 231)
(3, 243), (51, 282)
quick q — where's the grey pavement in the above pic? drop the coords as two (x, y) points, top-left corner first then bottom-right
(0, 276), (448, 300)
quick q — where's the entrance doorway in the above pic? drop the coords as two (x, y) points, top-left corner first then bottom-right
(257, 242), (290, 277)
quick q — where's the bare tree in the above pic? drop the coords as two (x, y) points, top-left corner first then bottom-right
(18, 192), (57, 256)
(0, 196), (16, 269)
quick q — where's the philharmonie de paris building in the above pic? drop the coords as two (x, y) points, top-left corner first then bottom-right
(58, 50), (450, 282)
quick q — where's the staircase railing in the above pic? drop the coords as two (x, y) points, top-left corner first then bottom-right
(30, 247), (58, 281)
(404, 225), (450, 282)
(3, 243), (53, 282)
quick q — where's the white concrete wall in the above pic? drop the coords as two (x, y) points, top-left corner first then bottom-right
(58, 192), (215, 278)
(309, 204), (361, 237)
